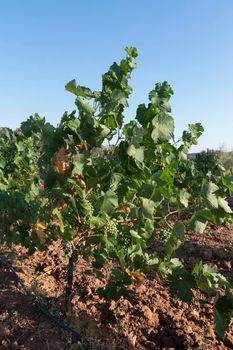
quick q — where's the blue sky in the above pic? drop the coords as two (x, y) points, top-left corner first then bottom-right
(0, 0), (233, 151)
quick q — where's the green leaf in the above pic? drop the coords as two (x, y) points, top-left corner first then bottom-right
(110, 173), (123, 191)
(205, 182), (219, 209)
(141, 198), (156, 217)
(199, 208), (216, 222)
(93, 251), (107, 269)
(123, 121), (145, 145)
(65, 79), (78, 95)
(189, 212), (208, 233)
(169, 267), (196, 302)
(164, 221), (184, 258)
(151, 113), (174, 143)
(127, 144), (144, 164)
(104, 115), (116, 129)
(217, 197), (232, 214)
(159, 166), (174, 184)
(89, 216), (106, 229)
(116, 249), (126, 269)
(52, 208), (65, 233)
(182, 123), (204, 146)
(179, 190), (190, 208)
(99, 190), (118, 214)
(158, 258), (183, 279)
(65, 79), (96, 98)
(62, 226), (74, 241)
(189, 217), (207, 233)
(67, 119), (81, 135)
(193, 261), (230, 292)
(135, 104), (148, 126)
(125, 46), (138, 58)
(72, 153), (86, 176)
(146, 254), (160, 266)
(214, 291), (233, 339)
(130, 229), (141, 239)
(98, 269), (131, 301)
(173, 221), (185, 238)
(99, 124), (111, 138)
(76, 97), (95, 116)
(189, 208), (217, 233)
(0, 158), (6, 169)
(140, 184), (163, 206)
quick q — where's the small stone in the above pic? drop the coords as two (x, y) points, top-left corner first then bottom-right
(44, 266), (52, 274)
(206, 325), (215, 339)
(222, 260), (232, 269)
(143, 305), (153, 319)
(183, 334), (194, 347)
(225, 332), (233, 347)
(136, 283), (147, 294)
(143, 305), (159, 326)
(109, 300), (116, 310)
(0, 326), (10, 338)
(190, 309), (199, 319)
(127, 332), (137, 347)
(191, 332), (201, 344)
(120, 299), (132, 309)
(185, 325), (193, 334)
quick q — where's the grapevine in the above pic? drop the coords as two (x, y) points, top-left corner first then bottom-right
(0, 47), (233, 339)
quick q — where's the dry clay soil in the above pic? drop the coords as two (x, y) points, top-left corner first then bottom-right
(0, 226), (233, 350)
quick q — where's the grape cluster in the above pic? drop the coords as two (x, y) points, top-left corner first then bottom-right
(80, 199), (94, 217)
(79, 199), (94, 228)
(118, 233), (131, 248)
(159, 229), (171, 243)
(62, 241), (73, 255)
(105, 220), (119, 238)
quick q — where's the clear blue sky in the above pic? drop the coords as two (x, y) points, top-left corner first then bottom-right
(0, 0), (233, 151)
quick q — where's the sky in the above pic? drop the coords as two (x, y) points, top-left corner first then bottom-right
(0, 0), (233, 152)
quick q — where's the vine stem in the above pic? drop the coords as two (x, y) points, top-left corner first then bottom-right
(65, 251), (75, 313)
(116, 210), (179, 224)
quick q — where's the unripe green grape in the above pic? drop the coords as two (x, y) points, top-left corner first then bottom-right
(117, 230), (131, 248)
(80, 199), (93, 217)
(105, 220), (119, 238)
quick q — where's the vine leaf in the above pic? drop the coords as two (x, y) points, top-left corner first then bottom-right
(164, 221), (185, 258)
(127, 144), (144, 164)
(217, 197), (232, 213)
(99, 191), (118, 214)
(214, 290), (233, 339)
(169, 267), (196, 302)
(180, 190), (190, 208)
(151, 113), (174, 143)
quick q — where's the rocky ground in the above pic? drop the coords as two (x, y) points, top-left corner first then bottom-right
(0, 226), (233, 350)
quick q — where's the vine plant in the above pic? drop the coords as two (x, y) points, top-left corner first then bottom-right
(0, 47), (233, 339)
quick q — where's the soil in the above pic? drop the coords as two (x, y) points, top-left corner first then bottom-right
(0, 226), (233, 350)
